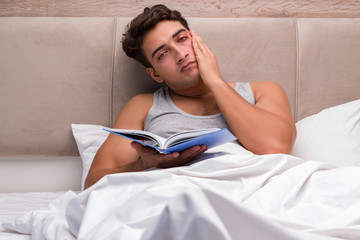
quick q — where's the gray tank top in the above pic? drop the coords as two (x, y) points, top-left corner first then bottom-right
(144, 82), (255, 138)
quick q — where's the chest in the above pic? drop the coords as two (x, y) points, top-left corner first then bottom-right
(172, 97), (220, 116)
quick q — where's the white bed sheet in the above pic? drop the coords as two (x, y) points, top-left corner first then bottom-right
(0, 192), (66, 239)
(3, 142), (360, 240)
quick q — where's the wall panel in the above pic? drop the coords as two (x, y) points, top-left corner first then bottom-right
(1, 0), (359, 18)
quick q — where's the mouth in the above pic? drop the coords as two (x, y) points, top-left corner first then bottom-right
(181, 61), (196, 72)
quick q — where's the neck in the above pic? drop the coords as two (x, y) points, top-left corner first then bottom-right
(167, 82), (220, 116)
(168, 81), (212, 99)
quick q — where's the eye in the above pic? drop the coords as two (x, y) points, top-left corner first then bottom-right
(179, 36), (188, 42)
(158, 51), (167, 60)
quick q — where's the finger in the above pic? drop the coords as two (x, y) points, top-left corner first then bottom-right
(156, 152), (182, 168)
(179, 145), (207, 160)
(190, 30), (201, 55)
(190, 30), (205, 48)
(191, 145), (208, 158)
(190, 30), (205, 51)
(189, 29), (194, 38)
(158, 146), (200, 168)
(131, 141), (180, 160)
(130, 141), (157, 155)
(193, 33), (204, 53)
(191, 31), (211, 57)
(175, 145), (207, 166)
(162, 151), (180, 161)
(158, 145), (207, 168)
(190, 30), (201, 42)
(130, 141), (145, 151)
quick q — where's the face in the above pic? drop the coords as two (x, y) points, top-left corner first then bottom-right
(142, 20), (201, 92)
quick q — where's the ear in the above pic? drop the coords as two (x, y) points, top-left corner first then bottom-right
(146, 67), (163, 83)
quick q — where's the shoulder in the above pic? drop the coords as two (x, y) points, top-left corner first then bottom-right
(127, 93), (154, 106)
(113, 93), (154, 129)
(250, 80), (284, 92)
(249, 81), (287, 103)
(120, 93), (154, 116)
(228, 81), (285, 98)
(249, 81), (294, 126)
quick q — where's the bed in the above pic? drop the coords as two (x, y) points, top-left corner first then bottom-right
(0, 17), (360, 239)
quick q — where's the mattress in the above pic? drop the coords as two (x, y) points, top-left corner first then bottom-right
(0, 192), (66, 239)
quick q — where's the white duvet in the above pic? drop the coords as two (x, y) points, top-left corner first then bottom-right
(3, 142), (360, 240)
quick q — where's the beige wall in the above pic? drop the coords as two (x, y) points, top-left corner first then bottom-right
(1, 0), (359, 18)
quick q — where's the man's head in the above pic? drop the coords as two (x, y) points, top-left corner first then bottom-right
(122, 4), (190, 68)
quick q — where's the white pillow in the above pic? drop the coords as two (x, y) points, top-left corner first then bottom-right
(292, 99), (360, 167)
(71, 124), (109, 190)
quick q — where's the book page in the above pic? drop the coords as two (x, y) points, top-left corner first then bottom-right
(165, 128), (220, 148)
(104, 128), (167, 148)
(165, 128), (237, 153)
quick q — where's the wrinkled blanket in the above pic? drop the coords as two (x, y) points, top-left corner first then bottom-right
(3, 142), (360, 240)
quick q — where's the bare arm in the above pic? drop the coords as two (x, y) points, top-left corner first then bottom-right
(191, 30), (296, 154)
(84, 94), (151, 189)
(84, 94), (207, 189)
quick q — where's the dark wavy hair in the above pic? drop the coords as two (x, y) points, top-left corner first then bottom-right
(121, 4), (190, 68)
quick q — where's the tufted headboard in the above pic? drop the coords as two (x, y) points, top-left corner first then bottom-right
(0, 17), (359, 192)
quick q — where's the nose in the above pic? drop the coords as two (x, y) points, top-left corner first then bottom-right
(174, 46), (189, 64)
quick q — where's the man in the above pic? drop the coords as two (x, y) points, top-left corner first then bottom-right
(84, 5), (296, 189)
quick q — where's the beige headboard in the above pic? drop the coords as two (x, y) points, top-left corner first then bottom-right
(0, 18), (359, 191)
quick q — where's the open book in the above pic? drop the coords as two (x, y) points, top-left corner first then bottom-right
(103, 127), (237, 154)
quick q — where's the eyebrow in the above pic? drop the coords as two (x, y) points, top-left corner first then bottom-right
(151, 28), (187, 59)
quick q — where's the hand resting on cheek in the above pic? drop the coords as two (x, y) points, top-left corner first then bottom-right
(190, 29), (223, 86)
